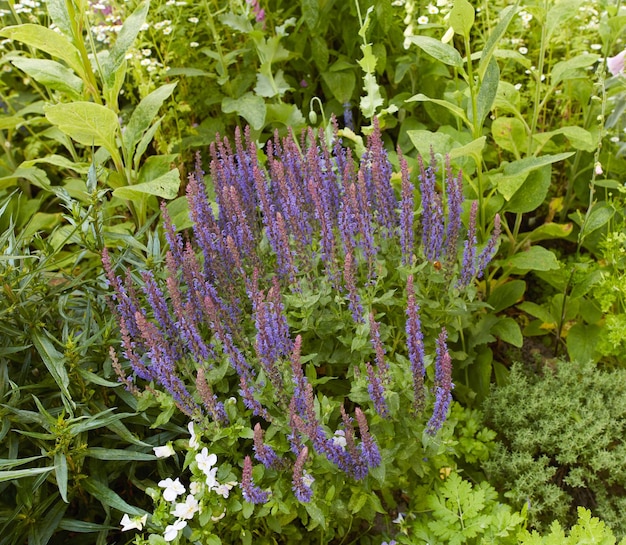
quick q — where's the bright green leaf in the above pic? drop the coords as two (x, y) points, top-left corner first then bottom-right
(113, 168), (180, 200)
(222, 93), (266, 130)
(11, 57), (84, 99)
(505, 246), (560, 272)
(405, 36), (463, 68)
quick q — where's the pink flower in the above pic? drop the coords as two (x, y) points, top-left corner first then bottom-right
(607, 50), (626, 76)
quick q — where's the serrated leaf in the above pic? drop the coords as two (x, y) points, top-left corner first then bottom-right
(113, 168), (180, 200)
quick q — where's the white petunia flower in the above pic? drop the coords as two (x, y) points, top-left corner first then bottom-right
(164, 519), (187, 542)
(172, 495), (200, 520)
(195, 447), (217, 475)
(188, 422), (199, 449)
(158, 477), (186, 502)
(120, 513), (148, 531)
(153, 444), (175, 458)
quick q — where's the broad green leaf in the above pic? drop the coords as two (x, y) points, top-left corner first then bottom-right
(469, 347), (493, 401)
(449, 0), (475, 37)
(533, 126), (596, 153)
(266, 103), (306, 127)
(551, 53), (600, 86)
(44, 102), (120, 160)
(493, 80), (522, 114)
(123, 82), (177, 157)
(475, 57), (499, 129)
(546, 0), (585, 40)
(82, 477), (146, 516)
(406, 94), (469, 125)
(0, 115), (25, 130)
(304, 502), (326, 529)
(11, 58), (84, 99)
(505, 164), (551, 214)
(448, 136), (486, 166)
(488, 280), (526, 312)
(406, 129), (455, 157)
(0, 166), (51, 191)
(222, 93), (266, 130)
(301, 0), (320, 29)
(104, 0), (149, 82)
(478, 3), (519, 78)
(580, 203), (614, 237)
(45, 0), (72, 36)
(566, 324), (601, 364)
(405, 36), (463, 68)
(0, 467), (53, 482)
(54, 453), (69, 503)
(113, 168), (180, 200)
(492, 317), (523, 347)
(497, 152), (574, 200)
(492, 117), (526, 155)
(21, 154), (90, 173)
(30, 329), (75, 411)
(322, 70), (356, 103)
(0, 25), (84, 77)
(504, 246), (559, 272)
(527, 222), (573, 242)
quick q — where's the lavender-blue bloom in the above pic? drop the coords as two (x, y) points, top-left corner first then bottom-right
(399, 150), (415, 267)
(427, 329), (454, 435)
(457, 201), (478, 288)
(405, 275), (426, 412)
(419, 154), (444, 261)
(241, 455), (269, 504)
(292, 447), (313, 503)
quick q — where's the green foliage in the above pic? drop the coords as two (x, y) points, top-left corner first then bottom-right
(390, 470), (524, 545)
(519, 508), (626, 545)
(0, 193), (170, 545)
(482, 360), (626, 538)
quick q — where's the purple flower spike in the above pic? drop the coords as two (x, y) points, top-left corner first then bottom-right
(405, 275), (426, 412)
(427, 328), (454, 435)
(241, 456), (269, 504)
(292, 447), (313, 503)
(419, 154), (444, 261)
(253, 423), (281, 469)
(457, 201), (478, 288)
(355, 408), (381, 468)
(476, 214), (501, 279)
(399, 149), (415, 267)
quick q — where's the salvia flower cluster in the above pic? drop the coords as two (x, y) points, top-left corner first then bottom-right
(104, 118), (500, 506)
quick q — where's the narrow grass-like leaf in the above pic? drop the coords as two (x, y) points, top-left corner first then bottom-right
(0, 467), (53, 482)
(30, 330), (75, 411)
(84, 448), (155, 461)
(54, 453), (68, 503)
(82, 477), (146, 516)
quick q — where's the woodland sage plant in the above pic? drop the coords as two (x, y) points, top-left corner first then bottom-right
(104, 119), (500, 543)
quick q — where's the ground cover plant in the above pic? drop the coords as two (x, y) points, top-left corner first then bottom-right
(1, 0), (626, 543)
